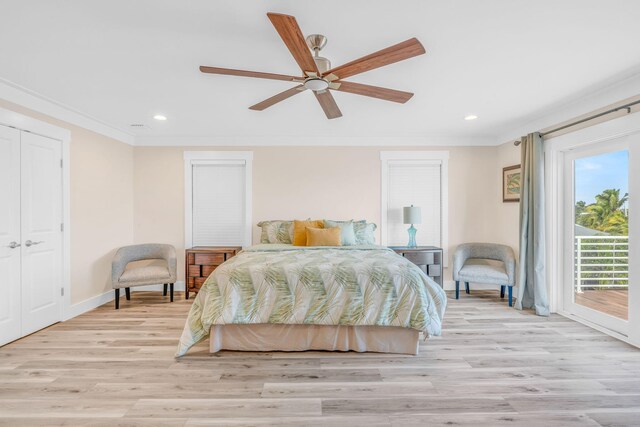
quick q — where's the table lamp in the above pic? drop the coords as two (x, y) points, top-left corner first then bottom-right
(403, 205), (422, 247)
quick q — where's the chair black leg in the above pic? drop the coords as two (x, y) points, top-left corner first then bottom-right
(170, 283), (174, 302)
(455, 281), (460, 299)
(115, 289), (120, 310)
(500, 285), (505, 299)
(508, 286), (513, 307)
(465, 282), (470, 294)
(125, 287), (131, 301)
(163, 283), (168, 296)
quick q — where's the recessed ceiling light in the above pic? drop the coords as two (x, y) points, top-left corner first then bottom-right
(464, 115), (478, 121)
(153, 114), (167, 121)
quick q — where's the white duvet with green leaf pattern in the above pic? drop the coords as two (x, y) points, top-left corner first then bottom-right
(176, 244), (446, 356)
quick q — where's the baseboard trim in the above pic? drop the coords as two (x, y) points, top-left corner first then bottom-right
(63, 281), (185, 321)
(63, 290), (114, 321)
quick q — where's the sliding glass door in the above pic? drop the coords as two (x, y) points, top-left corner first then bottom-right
(563, 140), (629, 333)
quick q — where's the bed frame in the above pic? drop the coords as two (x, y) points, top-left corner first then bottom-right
(209, 324), (420, 355)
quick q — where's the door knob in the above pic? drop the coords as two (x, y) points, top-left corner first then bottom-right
(24, 240), (44, 247)
(6, 241), (21, 249)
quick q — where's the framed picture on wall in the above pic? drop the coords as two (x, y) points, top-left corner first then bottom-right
(503, 164), (521, 202)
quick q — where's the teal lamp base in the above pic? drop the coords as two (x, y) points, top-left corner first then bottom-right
(407, 225), (417, 247)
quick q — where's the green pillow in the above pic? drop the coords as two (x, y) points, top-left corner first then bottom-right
(323, 220), (357, 246)
(354, 222), (376, 245)
(257, 220), (294, 244)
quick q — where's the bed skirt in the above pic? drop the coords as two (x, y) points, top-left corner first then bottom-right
(209, 324), (419, 355)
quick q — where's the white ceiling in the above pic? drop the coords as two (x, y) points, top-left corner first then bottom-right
(2, 0), (640, 144)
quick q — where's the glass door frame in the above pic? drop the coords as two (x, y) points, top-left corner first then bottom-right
(562, 139), (629, 335)
(546, 111), (639, 347)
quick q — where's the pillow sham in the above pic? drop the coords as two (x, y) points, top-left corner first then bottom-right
(354, 221), (377, 245)
(306, 227), (342, 246)
(293, 219), (324, 246)
(257, 220), (294, 244)
(323, 219), (357, 246)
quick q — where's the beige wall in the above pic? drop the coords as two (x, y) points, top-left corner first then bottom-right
(133, 145), (505, 283)
(0, 96), (520, 303)
(495, 141), (521, 257)
(0, 100), (134, 304)
(68, 128), (134, 303)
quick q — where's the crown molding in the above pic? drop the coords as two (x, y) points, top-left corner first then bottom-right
(0, 77), (135, 145)
(497, 69), (640, 143)
(134, 135), (497, 147)
(0, 78), (501, 147)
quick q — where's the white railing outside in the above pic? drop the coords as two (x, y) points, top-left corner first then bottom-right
(575, 235), (629, 293)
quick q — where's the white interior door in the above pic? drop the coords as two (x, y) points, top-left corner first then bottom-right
(0, 125), (22, 346)
(20, 131), (62, 336)
(563, 138), (629, 335)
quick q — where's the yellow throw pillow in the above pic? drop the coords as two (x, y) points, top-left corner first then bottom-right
(293, 219), (324, 246)
(306, 227), (342, 247)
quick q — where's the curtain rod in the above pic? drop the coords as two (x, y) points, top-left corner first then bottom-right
(513, 99), (640, 146)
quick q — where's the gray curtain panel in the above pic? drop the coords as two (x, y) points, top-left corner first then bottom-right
(517, 132), (550, 315)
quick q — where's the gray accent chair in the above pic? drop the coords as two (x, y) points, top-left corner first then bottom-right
(452, 243), (516, 306)
(111, 244), (177, 309)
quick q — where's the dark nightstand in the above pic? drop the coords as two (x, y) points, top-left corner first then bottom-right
(389, 246), (443, 288)
(185, 246), (242, 299)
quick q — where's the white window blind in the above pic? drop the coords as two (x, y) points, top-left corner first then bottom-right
(386, 160), (442, 247)
(191, 161), (245, 246)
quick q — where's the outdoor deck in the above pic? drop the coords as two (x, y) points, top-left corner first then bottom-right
(575, 289), (628, 320)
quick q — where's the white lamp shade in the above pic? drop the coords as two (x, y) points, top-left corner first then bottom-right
(403, 206), (422, 224)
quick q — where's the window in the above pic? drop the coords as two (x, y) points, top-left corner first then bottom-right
(381, 151), (449, 264)
(184, 151), (252, 248)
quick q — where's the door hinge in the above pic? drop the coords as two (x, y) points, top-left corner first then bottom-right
(60, 159), (63, 168)
(60, 223), (64, 232)
(61, 288), (64, 296)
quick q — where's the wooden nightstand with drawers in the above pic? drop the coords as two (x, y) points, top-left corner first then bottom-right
(389, 246), (444, 288)
(185, 246), (242, 299)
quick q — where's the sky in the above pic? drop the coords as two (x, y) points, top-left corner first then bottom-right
(575, 150), (629, 205)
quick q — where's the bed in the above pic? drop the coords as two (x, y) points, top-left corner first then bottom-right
(176, 244), (446, 356)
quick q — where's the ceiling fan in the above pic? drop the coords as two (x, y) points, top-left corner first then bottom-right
(199, 12), (426, 119)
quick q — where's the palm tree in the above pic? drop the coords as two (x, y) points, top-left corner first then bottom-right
(595, 189), (628, 218)
(576, 188), (628, 236)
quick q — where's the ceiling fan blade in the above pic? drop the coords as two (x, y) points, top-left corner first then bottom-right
(267, 13), (319, 74)
(314, 90), (342, 119)
(199, 66), (301, 82)
(326, 38), (425, 80)
(249, 85), (306, 111)
(335, 81), (414, 103)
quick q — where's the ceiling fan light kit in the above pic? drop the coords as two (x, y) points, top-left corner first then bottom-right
(200, 12), (426, 119)
(304, 77), (329, 91)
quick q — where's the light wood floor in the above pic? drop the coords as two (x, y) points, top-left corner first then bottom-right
(1, 291), (640, 426)
(575, 289), (628, 320)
